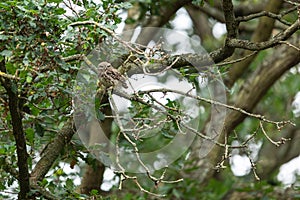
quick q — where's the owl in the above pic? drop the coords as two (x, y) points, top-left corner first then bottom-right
(97, 62), (128, 89)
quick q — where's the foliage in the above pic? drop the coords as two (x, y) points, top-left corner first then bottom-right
(0, 0), (300, 199)
(0, 0), (127, 198)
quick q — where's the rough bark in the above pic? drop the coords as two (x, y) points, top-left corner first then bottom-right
(0, 59), (30, 199)
(226, 0), (284, 87)
(79, 161), (106, 194)
(30, 119), (75, 183)
(79, 95), (113, 194)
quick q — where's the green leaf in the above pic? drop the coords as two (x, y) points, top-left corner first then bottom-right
(30, 106), (40, 116)
(25, 128), (35, 144)
(0, 147), (5, 154)
(96, 109), (105, 121)
(34, 123), (45, 137)
(90, 189), (99, 195)
(40, 179), (48, 187)
(161, 129), (174, 139)
(121, 2), (132, 9)
(54, 8), (66, 15)
(0, 35), (9, 40)
(28, 21), (36, 28)
(65, 178), (74, 190)
(55, 168), (64, 176)
(26, 76), (32, 83)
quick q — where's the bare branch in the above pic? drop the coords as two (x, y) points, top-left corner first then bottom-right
(227, 20), (300, 50)
(216, 51), (258, 66)
(260, 121), (291, 147)
(0, 71), (19, 80)
(138, 88), (295, 127)
(236, 10), (293, 26)
(279, 40), (300, 51)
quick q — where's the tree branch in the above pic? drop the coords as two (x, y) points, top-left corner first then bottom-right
(227, 20), (299, 50)
(138, 0), (192, 44)
(224, 37), (300, 137)
(188, 37), (300, 184)
(226, 0), (284, 87)
(30, 118), (75, 184)
(222, 0), (238, 38)
(258, 128), (300, 179)
(0, 59), (30, 199)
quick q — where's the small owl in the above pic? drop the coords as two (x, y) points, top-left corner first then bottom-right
(98, 62), (128, 89)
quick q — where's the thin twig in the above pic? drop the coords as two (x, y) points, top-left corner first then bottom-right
(133, 178), (166, 197)
(138, 88), (295, 127)
(143, 57), (180, 75)
(259, 121), (290, 147)
(0, 71), (20, 80)
(236, 10), (292, 26)
(246, 150), (260, 181)
(279, 41), (300, 51)
(69, 21), (144, 54)
(216, 51), (258, 66)
(109, 90), (165, 186)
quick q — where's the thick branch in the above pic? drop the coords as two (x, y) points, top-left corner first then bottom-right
(30, 118), (75, 183)
(79, 95), (112, 194)
(186, 4), (213, 43)
(226, 0), (284, 87)
(222, 0), (238, 38)
(0, 59), (30, 199)
(135, 0), (192, 45)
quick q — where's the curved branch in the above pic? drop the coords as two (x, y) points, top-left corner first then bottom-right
(224, 38), (300, 135)
(258, 128), (300, 179)
(198, 1), (266, 23)
(227, 20), (299, 50)
(30, 118), (75, 184)
(236, 10), (293, 26)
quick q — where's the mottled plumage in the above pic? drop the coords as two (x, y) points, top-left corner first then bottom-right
(98, 62), (128, 89)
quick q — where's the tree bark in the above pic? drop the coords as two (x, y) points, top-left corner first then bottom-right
(30, 119), (75, 183)
(79, 95), (113, 194)
(0, 59), (30, 199)
(225, 0), (284, 87)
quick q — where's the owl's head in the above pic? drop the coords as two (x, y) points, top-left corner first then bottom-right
(98, 61), (112, 76)
(98, 61), (112, 70)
